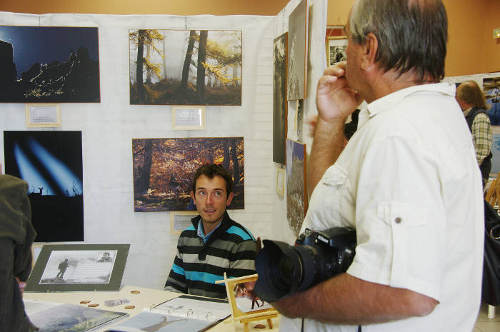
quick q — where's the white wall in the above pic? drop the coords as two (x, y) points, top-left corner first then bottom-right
(0, 12), (276, 289)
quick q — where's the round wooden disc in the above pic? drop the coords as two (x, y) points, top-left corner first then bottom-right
(130, 290), (141, 294)
(79, 300), (91, 304)
(87, 303), (99, 307)
(124, 305), (136, 309)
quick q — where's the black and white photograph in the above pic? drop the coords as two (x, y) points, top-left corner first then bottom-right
(40, 249), (117, 285)
(327, 37), (347, 66)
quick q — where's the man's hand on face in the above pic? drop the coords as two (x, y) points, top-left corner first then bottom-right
(316, 62), (362, 123)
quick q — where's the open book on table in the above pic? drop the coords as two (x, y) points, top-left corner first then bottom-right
(103, 294), (231, 332)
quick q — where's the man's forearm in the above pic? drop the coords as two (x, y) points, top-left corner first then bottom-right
(308, 117), (346, 196)
(273, 273), (437, 325)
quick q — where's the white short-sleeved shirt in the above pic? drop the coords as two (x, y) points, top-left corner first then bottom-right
(280, 83), (484, 332)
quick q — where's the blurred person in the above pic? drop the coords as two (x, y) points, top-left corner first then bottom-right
(456, 80), (493, 185)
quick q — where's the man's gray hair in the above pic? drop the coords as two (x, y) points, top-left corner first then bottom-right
(349, 0), (447, 82)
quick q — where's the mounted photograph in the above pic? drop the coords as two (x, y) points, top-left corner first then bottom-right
(129, 29), (242, 105)
(0, 26), (100, 103)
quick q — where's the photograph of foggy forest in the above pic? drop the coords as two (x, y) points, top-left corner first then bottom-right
(133, 137), (244, 211)
(129, 29), (242, 105)
(0, 26), (100, 103)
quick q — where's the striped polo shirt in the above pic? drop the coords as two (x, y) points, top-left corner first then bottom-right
(165, 211), (257, 299)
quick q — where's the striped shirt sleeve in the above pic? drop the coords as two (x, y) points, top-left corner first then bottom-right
(472, 113), (493, 165)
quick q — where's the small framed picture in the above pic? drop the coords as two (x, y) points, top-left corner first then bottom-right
(25, 244), (130, 292)
(25, 104), (61, 128)
(172, 107), (206, 130)
(276, 166), (285, 198)
(170, 211), (198, 234)
(327, 37), (348, 67)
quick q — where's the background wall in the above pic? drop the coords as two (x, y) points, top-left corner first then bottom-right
(1, 0), (499, 76)
(0, 11), (277, 289)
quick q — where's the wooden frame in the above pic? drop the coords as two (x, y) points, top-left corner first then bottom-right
(216, 273), (278, 332)
(25, 244), (130, 292)
(25, 104), (61, 128)
(327, 36), (348, 67)
(170, 211), (198, 234)
(172, 107), (206, 130)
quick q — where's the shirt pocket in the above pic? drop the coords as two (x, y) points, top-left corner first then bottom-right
(304, 165), (353, 231)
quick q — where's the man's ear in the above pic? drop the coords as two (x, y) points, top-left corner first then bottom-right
(226, 192), (234, 207)
(360, 32), (378, 71)
(190, 191), (195, 202)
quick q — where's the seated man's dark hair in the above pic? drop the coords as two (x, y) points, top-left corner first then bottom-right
(192, 164), (233, 194)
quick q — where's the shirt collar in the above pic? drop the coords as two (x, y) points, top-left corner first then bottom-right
(197, 218), (223, 243)
(358, 83), (456, 127)
(463, 107), (473, 116)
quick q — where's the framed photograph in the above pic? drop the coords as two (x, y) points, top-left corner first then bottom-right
(286, 139), (307, 237)
(132, 137), (244, 212)
(273, 32), (288, 165)
(129, 29), (241, 106)
(25, 104), (61, 128)
(276, 166), (285, 198)
(288, 0), (309, 101)
(172, 107), (205, 130)
(4, 131), (84, 242)
(25, 244), (130, 292)
(170, 211), (198, 234)
(327, 37), (348, 67)
(0, 26), (100, 103)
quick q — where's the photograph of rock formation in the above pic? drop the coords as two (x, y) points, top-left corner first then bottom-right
(0, 26), (100, 103)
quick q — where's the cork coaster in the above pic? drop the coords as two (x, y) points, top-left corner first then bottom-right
(88, 303), (99, 307)
(124, 305), (136, 309)
(80, 300), (91, 304)
(130, 290), (140, 294)
(254, 324), (266, 329)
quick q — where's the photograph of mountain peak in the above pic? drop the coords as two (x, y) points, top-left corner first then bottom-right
(0, 26), (100, 103)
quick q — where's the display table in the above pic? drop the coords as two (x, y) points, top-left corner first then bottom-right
(23, 285), (280, 331)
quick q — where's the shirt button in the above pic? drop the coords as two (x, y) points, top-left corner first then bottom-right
(395, 217), (402, 224)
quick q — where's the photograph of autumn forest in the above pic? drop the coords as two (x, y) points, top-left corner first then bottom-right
(133, 137), (244, 212)
(129, 29), (242, 105)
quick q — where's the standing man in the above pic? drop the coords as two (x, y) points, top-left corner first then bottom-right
(56, 258), (69, 279)
(165, 164), (257, 299)
(273, 0), (484, 331)
(456, 80), (493, 186)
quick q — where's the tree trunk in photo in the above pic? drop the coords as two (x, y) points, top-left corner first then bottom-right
(197, 30), (208, 103)
(182, 30), (197, 89)
(146, 43), (152, 84)
(135, 29), (146, 103)
(162, 31), (167, 80)
(230, 140), (240, 185)
(135, 139), (153, 196)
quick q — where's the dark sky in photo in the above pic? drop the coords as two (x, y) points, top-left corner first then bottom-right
(0, 26), (99, 78)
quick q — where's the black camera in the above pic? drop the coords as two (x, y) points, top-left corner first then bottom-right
(254, 227), (356, 302)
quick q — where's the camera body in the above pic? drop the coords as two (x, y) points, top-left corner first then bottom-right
(254, 227), (356, 302)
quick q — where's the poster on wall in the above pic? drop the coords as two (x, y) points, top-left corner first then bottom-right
(3, 131), (84, 242)
(273, 32), (288, 165)
(132, 137), (244, 212)
(0, 26), (100, 103)
(286, 139), (307, 236)
(287, 0), (309, 101)
(129, 29), (242, 106)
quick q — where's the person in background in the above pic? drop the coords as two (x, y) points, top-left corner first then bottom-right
(0, 174), (38, 331)
(456, 80), (493, 186)
(165, 164), (257, 299)
(272, 0), (484, 331)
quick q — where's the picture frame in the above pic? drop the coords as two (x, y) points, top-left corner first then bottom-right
(170, 211), (198, 234)
(276, 166), (285, 198)
(25, 244), (130, 292)
(25, 104), (61, 128)
(172, 107), (206, 130)
(327, 36), (348, 67)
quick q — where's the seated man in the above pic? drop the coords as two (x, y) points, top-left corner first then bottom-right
(0, 175), (37, 331)
(165, 164), (257, 299)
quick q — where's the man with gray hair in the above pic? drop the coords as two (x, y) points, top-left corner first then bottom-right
(273, 0), (484, 331)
